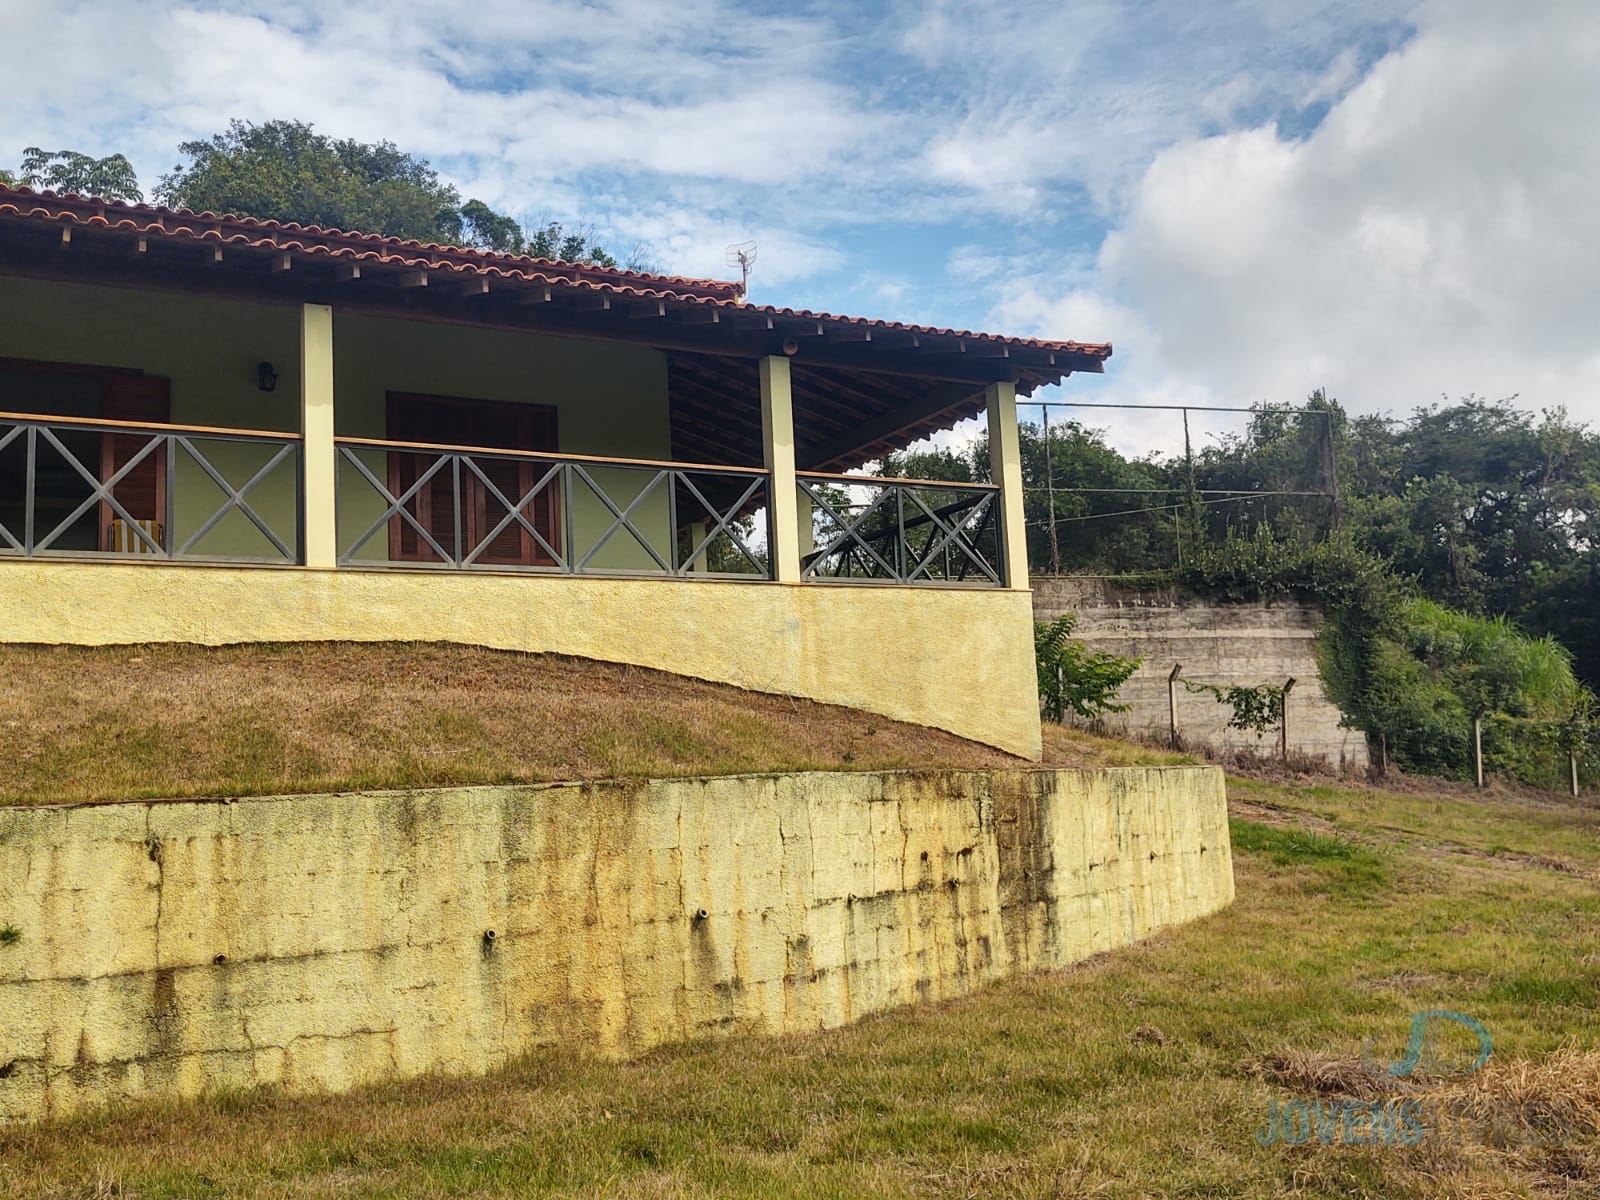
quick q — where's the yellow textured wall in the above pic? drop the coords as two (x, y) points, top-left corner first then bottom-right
(0, 560), (1044, 757)
(0, 767), (1232, 1122)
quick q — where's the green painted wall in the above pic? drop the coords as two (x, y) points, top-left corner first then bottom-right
(0, 276), (676, 569)
(0, 276), (302, 558)
(331, 312), (673, 571)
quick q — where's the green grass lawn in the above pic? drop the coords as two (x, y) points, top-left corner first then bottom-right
(3, 774), (1597, 1199)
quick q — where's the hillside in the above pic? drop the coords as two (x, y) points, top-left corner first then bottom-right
(0, 642), (1168, 806)
(5, 766), (1597, 1196)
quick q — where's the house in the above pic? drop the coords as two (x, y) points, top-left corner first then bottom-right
(0, 185), (1111, 758)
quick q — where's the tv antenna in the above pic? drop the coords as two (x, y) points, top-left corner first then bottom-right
(725, 240), (757, 297)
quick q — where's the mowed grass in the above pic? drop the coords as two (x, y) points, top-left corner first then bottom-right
(4, 776), (1598, 1198)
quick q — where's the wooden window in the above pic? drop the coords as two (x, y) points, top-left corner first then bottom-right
(99, 374), (171, 552)
(385, 393), (560, 566)
(0, 357), (169, 552)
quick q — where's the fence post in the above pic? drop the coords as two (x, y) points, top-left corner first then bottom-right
(1279, 677), (1297, 762)
(1473, 710), (1485, 789)
(1168, 663), (1183, 748)
(1572, 752), (1580, 799)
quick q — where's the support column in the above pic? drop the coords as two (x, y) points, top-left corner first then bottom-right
(986, 380), (1029, 590)
(760, 356), (802, 583)
(301, 303), (337, 570)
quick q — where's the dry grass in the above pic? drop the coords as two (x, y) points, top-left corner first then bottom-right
(4, 767), (1600, 1196)
(0, 643), (1190, 807)
(0, 642), (1056, 806)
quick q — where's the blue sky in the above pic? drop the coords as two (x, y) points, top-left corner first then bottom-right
(3, 0), (1596, 453)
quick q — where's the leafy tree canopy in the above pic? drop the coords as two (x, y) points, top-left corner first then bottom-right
(18, 147), (142, 201)
(154, 119), (625, 265)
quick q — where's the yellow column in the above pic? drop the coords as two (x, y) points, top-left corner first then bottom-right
(986, 380), (1030, 590)
(760, 356), (802, 583)
(301, 303), (337, 570)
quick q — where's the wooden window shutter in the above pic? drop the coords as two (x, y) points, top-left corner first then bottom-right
(99, 374), (170, 552)
(386, 394), (559, 566)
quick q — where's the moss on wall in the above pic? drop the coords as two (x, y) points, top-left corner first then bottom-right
(0, 766), (1232, 1122)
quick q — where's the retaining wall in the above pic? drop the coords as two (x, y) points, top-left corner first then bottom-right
(0, 766), (1232, 1122)
(1033, 578), (1368, 768)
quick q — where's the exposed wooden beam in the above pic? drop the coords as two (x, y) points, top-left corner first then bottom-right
(131, 235), (147, 256)
(516, 285), (553, 305)
(674, 307), (722, 325)
(269, 252), (292, 272)
(825, 325), (872, 343)
(797, 381), (982, 469)
(335, 263), (361, 282)
(206, 245), (223, 264)
(395, 269), (428, 288)
(627, 299), (667, 318)
(564, 293), (611, 312)
(459, 276), (490, 296)
(59, 226), (71, 248)
(777, 319), (825, 337)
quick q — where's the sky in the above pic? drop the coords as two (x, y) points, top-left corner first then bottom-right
(2, 0), (1597, 455)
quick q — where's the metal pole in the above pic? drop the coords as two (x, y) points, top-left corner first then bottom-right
(1280, 678), (1297, 762)
(1168, 663), (1183, 748)
(1473, 712), (1485, 789)
(1041, 404), (1061, 575)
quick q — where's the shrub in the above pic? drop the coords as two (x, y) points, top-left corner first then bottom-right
(1035, 615), (1140, 724)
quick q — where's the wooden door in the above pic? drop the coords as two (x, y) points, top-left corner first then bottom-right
(385, 394), (559, 566)
(99, 374), (170, 552)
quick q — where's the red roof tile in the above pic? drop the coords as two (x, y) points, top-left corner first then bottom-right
(0, 184), (1112, 365)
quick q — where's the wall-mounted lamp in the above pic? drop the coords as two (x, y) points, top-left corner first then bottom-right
(257, 361), (278, 392)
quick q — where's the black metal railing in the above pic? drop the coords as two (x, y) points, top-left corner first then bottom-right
(0, 412), (303, 563)
(336, 437), (771, 578)
(798, 472), (1003, 586)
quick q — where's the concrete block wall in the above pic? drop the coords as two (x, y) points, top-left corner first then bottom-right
(1033, 577), (1369, 769)
(0, 767), (1232, 1122)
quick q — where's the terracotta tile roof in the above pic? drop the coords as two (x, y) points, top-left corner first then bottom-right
(0, 185), (1113, 366)
(0, 185), (742, 300)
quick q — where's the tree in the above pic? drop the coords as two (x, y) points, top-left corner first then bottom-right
(156, 119), (627, 266)
(18, 147), (141, 201)
(157, 120), (469, 243)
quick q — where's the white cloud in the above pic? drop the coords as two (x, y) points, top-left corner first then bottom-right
(997, 0), (1600, 451)
(7, 0), (1595, 461)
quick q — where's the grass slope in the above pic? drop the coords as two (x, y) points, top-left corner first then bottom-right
(3, 774), (1598, 1197)
(0, 642), (1062, 806)
(0, 643), (1187, 807)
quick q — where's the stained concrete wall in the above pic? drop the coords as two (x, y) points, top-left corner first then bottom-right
(0, 767), (1232, 1122)
(1033, 578), (1368, 768)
